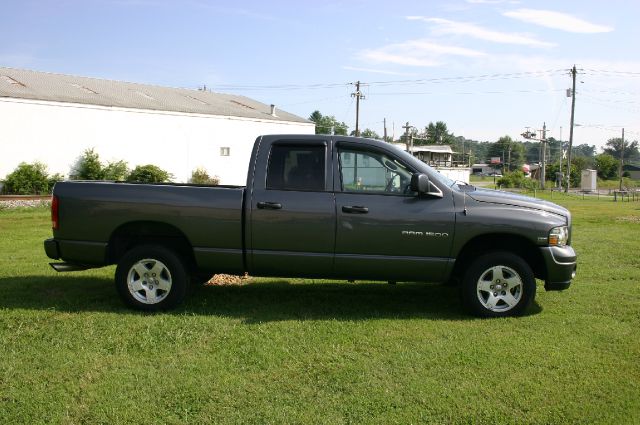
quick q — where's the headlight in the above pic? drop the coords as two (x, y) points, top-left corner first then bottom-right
(549, 226), (569, 247)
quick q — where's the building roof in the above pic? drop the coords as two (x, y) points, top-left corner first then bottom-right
(0, 67), (310, 124)
(392, 143), (454, 153)
(623, 164), (640, 171)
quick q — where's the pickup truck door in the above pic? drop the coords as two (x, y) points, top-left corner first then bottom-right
(248, 138), (336, 277)
(333, 142), (455, 282)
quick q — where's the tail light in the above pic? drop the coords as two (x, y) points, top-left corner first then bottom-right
(51, 195), (59, 230)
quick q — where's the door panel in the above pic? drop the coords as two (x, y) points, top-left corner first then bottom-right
(249, 140), (336, 277)
(333, 143), (454, 282)
(334, 193), (454, 281)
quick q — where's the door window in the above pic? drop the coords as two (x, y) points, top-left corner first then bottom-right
(266, 145), (325, 191)
(339, 148), (413, 194)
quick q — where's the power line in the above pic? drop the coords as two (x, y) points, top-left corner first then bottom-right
(369, 88), (564, 96)
(209, 69), (569, 91)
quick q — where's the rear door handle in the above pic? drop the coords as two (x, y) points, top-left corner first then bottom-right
(342, 205), (369, 214)
(257, 201), (282, 210)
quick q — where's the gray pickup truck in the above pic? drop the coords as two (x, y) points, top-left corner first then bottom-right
(44, 134), (576, 317)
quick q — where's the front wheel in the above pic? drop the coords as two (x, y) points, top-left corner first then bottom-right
(461, 251), (536, 317)
(115, 245), (189, 311)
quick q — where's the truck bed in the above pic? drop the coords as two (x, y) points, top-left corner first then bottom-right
(51, 181), (246, 273)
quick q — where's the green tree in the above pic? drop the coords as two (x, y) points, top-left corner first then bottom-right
(422, 121), (454, 145)
(594, 153), (619, 179)
(308, 110), (348, 135)
(487, 136), (525, 172)
(3, 162), (51, 194)
(103, 160), (129, 181)
(353, 128), (380, 139)
(127, 165), (172, 183)
(572, 144), (596, 159)
(189, 167), (219, 185)
(71, 148), (105, 180)
(603, 138), (639, 163)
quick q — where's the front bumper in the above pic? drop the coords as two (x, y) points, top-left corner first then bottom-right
(539, 245), (577, 291)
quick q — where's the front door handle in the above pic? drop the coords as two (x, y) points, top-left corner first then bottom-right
(257, 201), (282, 210)
(342, 205), (369, 214)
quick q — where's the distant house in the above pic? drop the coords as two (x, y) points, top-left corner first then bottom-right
(394, 143), (455, 167)
(471, 164), (494, 175)
(393, 143), (470, 183)
(0, 67), (314, 184)
(623, 164), (640, 180)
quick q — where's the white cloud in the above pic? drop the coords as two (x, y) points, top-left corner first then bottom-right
(503, 9), (613, 33)
(408, 16), (555, 48)
(359, 39), (486, 67)
(342, 66), (417, 76)
(466, 0), (520, 4)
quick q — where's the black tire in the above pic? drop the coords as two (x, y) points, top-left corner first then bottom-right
(461, 251), (536, 318)
(115, 245), (189, 311)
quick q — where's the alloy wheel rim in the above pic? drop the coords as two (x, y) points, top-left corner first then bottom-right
(476, 265), (523, 312)
(127, 258), (172, 304)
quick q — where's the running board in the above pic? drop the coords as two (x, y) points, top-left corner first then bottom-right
(49, 262), (92, 272)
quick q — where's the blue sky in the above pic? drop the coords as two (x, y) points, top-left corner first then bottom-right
(2, 0), (638, 149)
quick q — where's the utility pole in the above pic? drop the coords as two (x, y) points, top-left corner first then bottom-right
(521, 125), (547, 189)
(403, 122), (412, 153)
(351, 81), (365, 137)
(619, 128), (625, 191)
(541, 122), (547, 189)
(559, 126), (563, 177)
(383, 118), (388, 142)
(566, 65), (577, 192)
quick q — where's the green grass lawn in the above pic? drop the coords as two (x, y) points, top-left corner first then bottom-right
(1, 198), (639, 424)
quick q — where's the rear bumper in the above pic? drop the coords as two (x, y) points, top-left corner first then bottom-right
(44, 238), (60, 259)
(539, 245), (577, 291)
(43, 238), (108, 265)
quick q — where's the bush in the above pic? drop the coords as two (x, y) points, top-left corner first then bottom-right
(4, 162), (52, 195)
(189, 168), (220, 185)
(126, 165), (172, 183)
(48, 173), (64, 192)
(70, 148), (105, 180)
(497, 171), (538, 190)
(103, 160), (129, 181)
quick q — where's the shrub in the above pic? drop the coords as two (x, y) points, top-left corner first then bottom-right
(497, 171), (538, 190)
(4, 162), (51, 195)
(69, 149), (131, 181)
(70, 148), (105, 180)
(48, 173), (65, 192)
(103, 160), (129, 181)
(126, 165), (172, 183)
(189, 168), (220, 185)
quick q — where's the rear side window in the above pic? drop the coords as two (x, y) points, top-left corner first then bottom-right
(266, 145), (325, 191)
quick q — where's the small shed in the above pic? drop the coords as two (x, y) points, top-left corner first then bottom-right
(581, 169), (597, 192)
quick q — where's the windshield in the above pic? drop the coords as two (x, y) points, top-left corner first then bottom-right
(387, 143), (458, 189)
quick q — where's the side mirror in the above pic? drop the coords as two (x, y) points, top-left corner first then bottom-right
(410, 173), (430, 195)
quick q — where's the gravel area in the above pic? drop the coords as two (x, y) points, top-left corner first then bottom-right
(0, 199), (51, 209)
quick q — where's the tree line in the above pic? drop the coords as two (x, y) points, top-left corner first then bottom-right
(308, 110), (639, 182)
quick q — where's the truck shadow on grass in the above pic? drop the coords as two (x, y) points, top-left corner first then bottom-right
(0, 275), (542, 321)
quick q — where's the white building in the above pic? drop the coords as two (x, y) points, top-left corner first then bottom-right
(0, 67), (314, 185)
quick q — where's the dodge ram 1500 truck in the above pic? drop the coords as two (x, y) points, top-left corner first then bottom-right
(44, 134), (577, 317)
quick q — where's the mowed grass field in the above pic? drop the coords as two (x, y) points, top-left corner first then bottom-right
(0, 195), (639, 424)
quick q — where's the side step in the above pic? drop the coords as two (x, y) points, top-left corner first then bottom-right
(49, 262), (93, 272)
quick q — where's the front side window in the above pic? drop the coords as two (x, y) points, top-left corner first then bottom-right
(339, 148), (413, 194)
(266, 145), (325, 191)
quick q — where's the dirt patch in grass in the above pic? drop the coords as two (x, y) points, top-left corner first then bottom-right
(205, 273), (251, 286)
(616, 216), (640, 223)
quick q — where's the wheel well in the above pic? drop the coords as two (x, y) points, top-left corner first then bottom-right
(452, 234), (546, 282)
(108, 221), (196, 270)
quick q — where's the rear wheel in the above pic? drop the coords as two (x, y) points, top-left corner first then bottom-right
(461, 251), (536, 317)
(115, 245), (189, 311)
